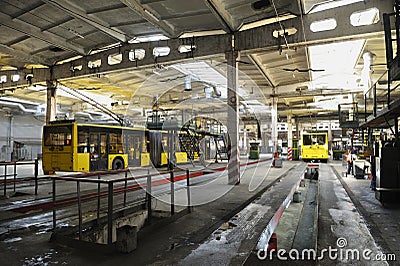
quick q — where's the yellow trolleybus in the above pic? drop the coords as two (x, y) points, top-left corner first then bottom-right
(300, 132), (329, 163)
(42, 121), (150, 173)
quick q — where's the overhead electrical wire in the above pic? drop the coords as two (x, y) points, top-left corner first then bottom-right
(57, 81), (125, 126)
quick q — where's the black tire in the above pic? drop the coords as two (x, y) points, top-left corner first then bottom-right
(112, 158), (124, 170)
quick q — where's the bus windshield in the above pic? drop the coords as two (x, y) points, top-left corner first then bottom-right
(44, 125), (72, 146)
(303, 134), (326, 146)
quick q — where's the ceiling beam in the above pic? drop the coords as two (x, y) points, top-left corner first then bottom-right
(236, 0), (393, 52)
(120, 0), (176, 37)
(0, 67), (50, 89)
(0, 11), (86, 57)
(0, 0), (392, 88)
(86, 3), (127, 15)
(140, 0), (167, 4)
(204, 0), (235, 33)
(247, 54), (276, 88)
(162, 10), (211, 20)
(11, 2), (46, 19)
(41, 0), (129, 43)
(51, 35), (230, 81)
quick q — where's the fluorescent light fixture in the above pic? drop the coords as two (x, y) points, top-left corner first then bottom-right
(350, 8), (380, 26)
(184, 75), (191, 91)
(310, 19), (337, 32)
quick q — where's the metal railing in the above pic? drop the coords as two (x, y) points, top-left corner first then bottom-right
(0, 159), (39, 196)
(52, 167), (193, 245)
(362, 70), (400, 123)
(338, 102), (359, 128)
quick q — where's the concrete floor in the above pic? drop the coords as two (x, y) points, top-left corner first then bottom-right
(0, 159), (399, 265)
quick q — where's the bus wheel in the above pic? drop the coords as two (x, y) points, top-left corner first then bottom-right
(112, 158), (124, 170)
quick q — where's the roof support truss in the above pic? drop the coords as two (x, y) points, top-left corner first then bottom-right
(0, 0), (393, 89)
(42, 0), (129, 43)
(120, 0), (176, 37)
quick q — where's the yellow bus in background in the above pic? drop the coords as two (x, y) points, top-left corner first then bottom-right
(42, 122), (150, 173)
(300, 132), (329, 163)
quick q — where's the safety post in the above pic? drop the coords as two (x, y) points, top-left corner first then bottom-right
(107, 182), (114, 245)
(123, 171), (128, 207)
(97, 175), (101, 222)
(146, 169), (152, 224)
(170, 170), (175, 215)
(52, 178), (56, 232)
(3, 164), (7, 196)
(13, 161), (16, 192)
(77, 181), (82, 240)
(186, 169), (191, 212)
(34, 159), (38, 195)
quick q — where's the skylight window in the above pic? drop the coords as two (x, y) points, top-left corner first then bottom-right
(350, 8), (380, 26)
(178, 45), (196, 53)
(129, 49), (145, 61)
(179, 30), (226, 38)
(309, 39), (365, 89)
(310, 19), (337, 32)
(239, 14), (296, 31)
(128, 34), (169, 44)
(308, 0), (364, 14)
(11, 74), (20, 82)
(153, 47), (170, 57)
(108, 53), (122, 65)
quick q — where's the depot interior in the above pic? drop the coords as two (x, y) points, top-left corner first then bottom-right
(1, 2), (400, 198)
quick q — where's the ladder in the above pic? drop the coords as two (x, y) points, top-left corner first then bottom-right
(179, 127), (205, 166)
(214, 133), (228, 162)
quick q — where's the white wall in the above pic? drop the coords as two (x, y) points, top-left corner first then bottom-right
(0, 114), (44, 161)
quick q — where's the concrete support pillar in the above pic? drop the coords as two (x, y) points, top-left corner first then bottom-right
(287, 113), (293, 149)
(46, 80), (57, 124)
(295, 116), (299, 140)
(226, 49), (240, 185)
(271, 97), (278, 153)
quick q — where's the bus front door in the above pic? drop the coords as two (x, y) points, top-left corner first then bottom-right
(90, 133), (108, 171)
(127, 134), (141, 167)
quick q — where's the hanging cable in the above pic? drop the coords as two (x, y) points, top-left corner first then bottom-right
(270, 0), (290, 49)
(271, 0), (301, 81)
(296, 0), (312, 81)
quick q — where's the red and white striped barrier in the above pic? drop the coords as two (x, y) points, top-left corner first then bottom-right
(288, 147), (292, 161)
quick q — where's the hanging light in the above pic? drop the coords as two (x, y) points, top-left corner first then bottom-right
(184, 75), (192, 91)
